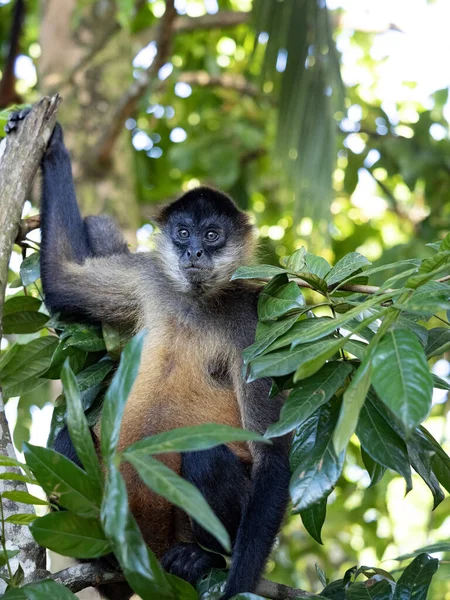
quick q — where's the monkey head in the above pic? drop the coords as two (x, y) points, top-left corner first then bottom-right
(154, 187), (255, 293)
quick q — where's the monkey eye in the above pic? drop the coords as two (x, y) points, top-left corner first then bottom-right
(178, 229), (190, 239)
(205, 230), (219, 242)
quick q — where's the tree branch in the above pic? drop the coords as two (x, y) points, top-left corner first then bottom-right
(178, 71), (259, 97)
(173, 10), (250, 34)
(92, 0), (177, 166)
(0, 95), (61, 591)
(36, 562), (319, 599)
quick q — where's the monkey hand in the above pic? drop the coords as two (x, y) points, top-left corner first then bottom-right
(4, 106), (32, 134)
(5, 105), (64, 154)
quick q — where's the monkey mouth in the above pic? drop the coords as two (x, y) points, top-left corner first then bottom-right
(182, 265), (211, 282)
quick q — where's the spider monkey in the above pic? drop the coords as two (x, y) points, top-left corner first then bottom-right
(6, 111), (291, 600)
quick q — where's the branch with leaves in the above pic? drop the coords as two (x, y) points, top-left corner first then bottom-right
(0, 95), (60, 592)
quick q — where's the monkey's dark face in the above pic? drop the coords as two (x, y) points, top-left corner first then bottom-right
(154, 187), (255, 294)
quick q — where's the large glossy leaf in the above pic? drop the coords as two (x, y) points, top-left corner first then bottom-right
(101, 330), (146, 461)
(406, 251), (450, 288)
(64, 326), (106, 352)
(2, 580), (78, 599)
(300, 495), (327, 544)
(3, 295), (41, 314)
(290, 401), (344, 512)
(62, 361), (104, 491)
(346, 579), (393, 599)
(393, 553), (438, 600)
(361, 448), (386, 488)
(325, 253), (371, 286)
(123, 423), (267, 455)
(294, 338), (349, 382)
(265, 362), (353, 438)
(0, 337), (58, 399)
(3, 310), (49, 334)
(231, 265), (287, 280)
(425, 327), (450, 358)
(406, 432), (444, 510)
(42, 343), (87, 379)
(418, 426), (450, 494)
(261, 317), (333, 355)
(101, 460), (174, 599)
(76, 358), (113, 391)
(123, 453), (230, 552)
(247, 337), (338, 382)
(30, 511), (110, 558)
(2, 490), (48, 505)
(372, 329), (433, 433)
(333, 358), (372, 454)
(23, 443), (100, 517)
(242, 314), (299, 363)
(257, 274), (305, 321)
(356, 394), (412, 491)
(305, 253), (332, 279)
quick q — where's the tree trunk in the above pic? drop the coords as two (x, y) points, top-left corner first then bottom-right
(0, 96), (60, 592)
(38, 0), (140, 241)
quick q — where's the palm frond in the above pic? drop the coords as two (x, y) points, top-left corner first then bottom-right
(252, 0), (343, 220)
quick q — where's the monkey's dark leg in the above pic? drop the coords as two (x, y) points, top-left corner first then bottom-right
(221, 443), (290, 600)
(162, 445), (251, 585)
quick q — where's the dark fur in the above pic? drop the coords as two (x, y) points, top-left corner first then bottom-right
(7, 115), (291, 599)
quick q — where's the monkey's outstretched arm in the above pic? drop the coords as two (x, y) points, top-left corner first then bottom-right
(40, 124), (147, 325)
(223, 377), (291, 600)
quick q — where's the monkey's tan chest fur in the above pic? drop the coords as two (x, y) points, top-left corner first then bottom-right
(116, 317), (251, 554)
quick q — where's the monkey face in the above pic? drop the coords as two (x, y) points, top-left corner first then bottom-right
(154, 187), (255, 293)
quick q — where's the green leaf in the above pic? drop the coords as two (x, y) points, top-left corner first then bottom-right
(0, 337), (58, 399)
(425, 327), (450, 358)
(356, 394), (412, 491)
(42, 344), (87, 379)
(123, 454), (230, 552)
(231, 265), (287, 280)
(30, 511), (111, 558)
(333, 358), (372, 454)
(61, 361), (104, 491)
(346, 579), (394, 599)
(258, 274), (305, 321)
(305, 253), (332, 279)
(372, 329), (433, 433)
(361, 448), (386, 487)
(395, 543), (450, 561)
(3, 296), (41, 314)
(247, 338), (338, 382)
(393, 553), (439, 600)
(101, 331), (146, 462)
(290, 401), (345, 512)
(291, 271), (329, 294)
(325, 252), (371, 286)
(432, 374), (450, 391)
(20, 252), (40, 286)
(101, 461), (174, 599)
(64, 327), (106, 352)
(285, 247), (306, 272)
(265, 362), (353, 438)
(123, 423), (267, 456)
(418, 426), (450, 494)
(5, 513), (38, 525)
(406, 251), (450, 288)
(294, 338), (347, 382)
(0, 549), (19, 567)
(392, 317), (428, 347)
(242, 314), (299, 363)
(0, 471), (35, 484)
(406, 432), (444, 510)
(258, 317), (334, 355)
(76, 359), (113, 391)
(3, 579), (78, 599)
(3, 311), (49, 334)
(2, 490), (48, 506)
(300, 495), (327, 544)
(23, 443), (100, 517)
(440, 232), (450, 251)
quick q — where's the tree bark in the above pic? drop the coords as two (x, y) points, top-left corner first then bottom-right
(0, 95), (60, 592)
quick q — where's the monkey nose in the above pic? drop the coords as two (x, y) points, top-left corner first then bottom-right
(186, 249), (203, 259)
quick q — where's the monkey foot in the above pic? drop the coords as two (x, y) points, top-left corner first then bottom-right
(162, 542), (226, 585)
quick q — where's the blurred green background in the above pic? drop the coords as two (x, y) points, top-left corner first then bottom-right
(1, 0), (449, 597)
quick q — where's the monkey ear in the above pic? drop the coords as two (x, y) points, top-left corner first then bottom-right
(152, 206), (170, 228)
